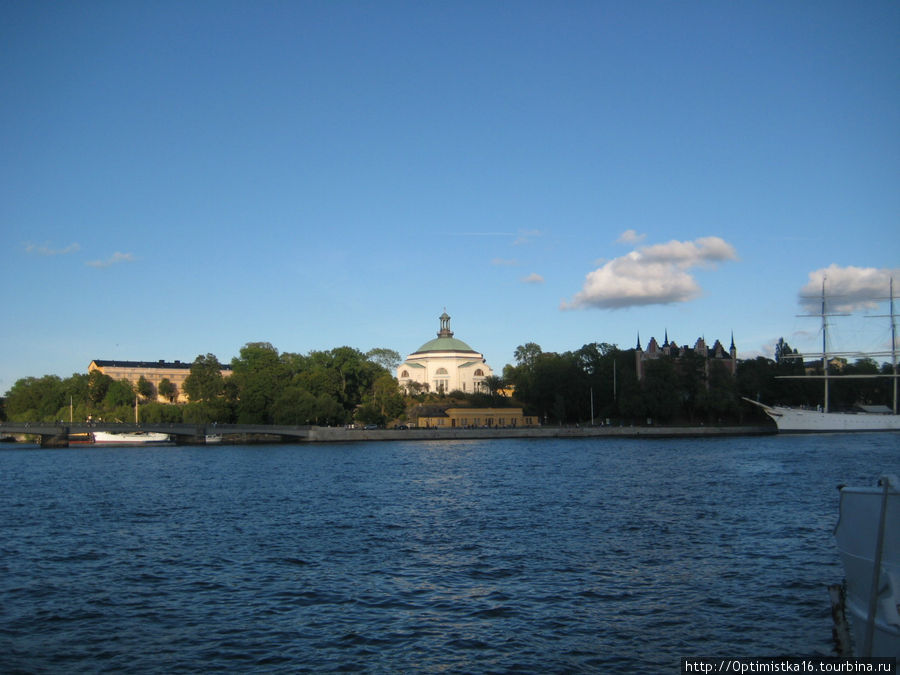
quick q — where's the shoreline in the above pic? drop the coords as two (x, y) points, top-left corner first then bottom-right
(304, 424), (776, 443)
(1, 423), (777, 447)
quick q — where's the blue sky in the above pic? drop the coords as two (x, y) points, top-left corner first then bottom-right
(2, 1), (898, 393)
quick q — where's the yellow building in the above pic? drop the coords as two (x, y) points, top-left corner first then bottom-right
(88, 359), (232, 404)
(415, 407), (539, 429)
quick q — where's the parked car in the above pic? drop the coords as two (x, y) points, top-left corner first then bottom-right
(364, 424), (378, 430)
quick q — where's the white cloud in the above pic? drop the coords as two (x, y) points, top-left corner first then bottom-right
(799, 264), (900, 312)
(25, 242), (81, 256)
(86, 252), (135, 268)
(616, 229), (646, 245)
(561, 236), (738, 310)
(521, 273), (544, 284)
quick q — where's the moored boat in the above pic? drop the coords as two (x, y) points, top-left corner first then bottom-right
(834, 475), (900, 658)
(91, 431), (173, 446)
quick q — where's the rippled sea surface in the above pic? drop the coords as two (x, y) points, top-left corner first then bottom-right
(2, 434), (898, 673)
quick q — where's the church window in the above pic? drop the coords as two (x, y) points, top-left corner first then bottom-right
(401, 370), (409, 378)
(474, 369), (484, 377)
(435, 368), (448, 375)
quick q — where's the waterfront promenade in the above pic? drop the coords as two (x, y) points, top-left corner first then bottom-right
(0, 421), (774, 446)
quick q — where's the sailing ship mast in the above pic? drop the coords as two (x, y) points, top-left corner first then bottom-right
(890, 277), (897, 414)
(875, 277), (898, 414)
(779, 276), (898, 414)
(796, 277), (849, 413)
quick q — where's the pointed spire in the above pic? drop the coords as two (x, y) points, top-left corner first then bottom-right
(636, 332), (642, 350)
(663, 329), (669, 347)
(730, 331), (735, 351)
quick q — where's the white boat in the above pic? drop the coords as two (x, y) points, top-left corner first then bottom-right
(747, 278), (899, 433)
(91, 431), (173, 445)
(745, 400), (900, 433)
(83, 396), (174, 445)
(834, 475), (900, 658)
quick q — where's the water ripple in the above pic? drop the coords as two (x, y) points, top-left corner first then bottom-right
(1, 434), (896, 672)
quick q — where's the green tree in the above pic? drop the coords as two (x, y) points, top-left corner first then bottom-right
(137, 376), (155, 400)
(314, 394), (346, 426)
(703, 360), (739, 422)
(104, 379), (135, 409)
(574, 343), (623, 423)
(355, 401), (382, 425)
(514, 342), (543, 369)
(271, 386), (319, 425)
(231, 342), (289, 423)
(140, 402), (183, 423)
(4, 375), (64, 421)
(158, 378), (177, 402)
(404, 380), (427, 396)
(88, 370), (113, 404)
(365, 373), (405, 424)
(366, 348), (402, 373)
(640, 359), (679, 423)
(329, 346), (384, 410)
(295, 366), (343, 400)
(182, 399), (231, 424)
(183, 353), (226, 402)
(616, 360), (644, 423)
(482, 375), (505, 402)
(677, 350), (707, 423)
(62, 373), (90, 407)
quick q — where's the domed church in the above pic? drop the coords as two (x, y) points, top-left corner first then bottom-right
(397, 312), (494, 394)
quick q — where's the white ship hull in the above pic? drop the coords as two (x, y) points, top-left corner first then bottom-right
(745, 400), (900, 433)
(834, 476), (900, 657)
(91, 431), (173, 445)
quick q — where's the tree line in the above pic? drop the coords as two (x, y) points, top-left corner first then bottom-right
(1, 338), (895, 427)
(500, 340), (897, 425)
(1, 343), (406, 427)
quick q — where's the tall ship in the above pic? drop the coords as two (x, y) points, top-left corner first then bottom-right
(746, 278), (899, 433)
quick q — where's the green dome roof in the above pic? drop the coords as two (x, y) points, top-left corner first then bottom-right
(412, 336), (477, 354)
(409, 311), (478, 355)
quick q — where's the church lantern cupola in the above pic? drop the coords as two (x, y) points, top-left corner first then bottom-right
(438, 311), (454, 338)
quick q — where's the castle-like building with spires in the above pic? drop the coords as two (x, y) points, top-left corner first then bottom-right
(635, 332), (737, 381)
(397, 312), (494, 394)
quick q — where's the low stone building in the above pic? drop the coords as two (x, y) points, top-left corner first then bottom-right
(413, 407), (539, 429)
(88, 359), (232, 404)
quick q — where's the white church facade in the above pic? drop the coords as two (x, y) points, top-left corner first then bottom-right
(397, 312), (494, 394)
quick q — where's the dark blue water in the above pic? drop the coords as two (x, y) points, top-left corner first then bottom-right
(1, 434), (897, 673)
